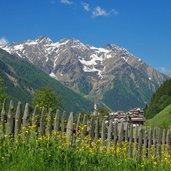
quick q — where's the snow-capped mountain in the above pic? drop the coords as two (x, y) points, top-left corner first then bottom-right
(0, 36), (168, 111)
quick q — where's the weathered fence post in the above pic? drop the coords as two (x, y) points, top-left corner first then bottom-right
(82, 114), (87, 125)
(81, 114), (87, 138)
(7, 100), (15, 136)
(166, 129), (170, 144)
(153, 128), (157, 158)
(23, 103), (30, 138)
(128, 124), (133, 158)
(162, 129), (166, 145)
(40, 107), (46, 136)
(66, 112), (73, 143)
(101, 118), (106, 142)
(137, 129), (143, 160)
(47, 108), (53, 136)
(157, 128), (161, 160)
(75, 113), (81, 135)
(166, 130), (170, 153)
(134, 125), (138, 143)
(61, 111), (66, 132)
(133, 125), (139, 158)
(23, 103), (30, 127)
(107, 119), (112, 152)
(100, 118), (106, 150)
(94, 117), (99, 141)
(148, 128), (152, 158)
(54, 109), (60, 132)
(15, 101), (22, 137)
(119, 122), (124, 147)
(125, 123), (128, 142)
(89, 117), (95, 140)
(162, 129), (166, 152)
(114, 122), (118, 148)
(107, 120), (112, 141)
(32, 106), (39, 135)
(144, 129), (148, 158)
(1, 99), (6, 136)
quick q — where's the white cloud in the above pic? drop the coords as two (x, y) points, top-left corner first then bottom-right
(58, 1), (118, 18)
(92, 6), (108, 17)
(60, 0), (73, 5)
(92, 6), (118, 17)
(0, 37), (8, 46)
(111, 9), (119, 16)
(82, 2), (90, 12)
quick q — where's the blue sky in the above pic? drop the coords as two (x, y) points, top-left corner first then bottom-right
(0, 0), (171, 73)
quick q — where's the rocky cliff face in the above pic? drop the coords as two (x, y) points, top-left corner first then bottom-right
(0, 37), (168, 111)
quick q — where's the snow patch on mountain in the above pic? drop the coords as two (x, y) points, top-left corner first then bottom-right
(0, 36), (154, 82)
(79, 53), (103, 66)
(122, 57), (129, 62)
(49, 72), (58, 80)
(1, 46), (11, 54)
(14, 44), (24, 51)
(25, 41), (38, 45)
(83, 65), (103, 79)
(90, 46), (112, 55)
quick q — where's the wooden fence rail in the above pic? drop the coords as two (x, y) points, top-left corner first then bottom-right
(0, 100), (171, 160)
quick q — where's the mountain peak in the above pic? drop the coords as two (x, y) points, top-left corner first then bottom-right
(59, 38), (82, 45)
(36, 36), (53, 44)
(105, 43), (124, 51)
(0, 36), (168, 111)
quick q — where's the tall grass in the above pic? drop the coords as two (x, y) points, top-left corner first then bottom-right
(0, 129), (171, 171)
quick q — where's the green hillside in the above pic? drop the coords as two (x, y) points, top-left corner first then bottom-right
(0, 48), (93, 114)
(146, 104), (171, 127)
(102, 67), (153, 111)
(144, 79), (171, 119)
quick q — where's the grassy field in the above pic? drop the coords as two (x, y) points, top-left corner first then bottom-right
(0, 130), (171, 171)
(146, 104), (171, 128)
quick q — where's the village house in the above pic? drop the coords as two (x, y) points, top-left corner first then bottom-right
(105, 108), (145, 127)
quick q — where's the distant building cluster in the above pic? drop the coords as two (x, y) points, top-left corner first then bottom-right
(104, 108), (145, 127)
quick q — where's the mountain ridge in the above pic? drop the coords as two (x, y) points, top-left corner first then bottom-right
(0, 36), (168, 111)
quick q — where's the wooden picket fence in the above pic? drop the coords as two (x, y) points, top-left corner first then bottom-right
(0, 100), (171, 160)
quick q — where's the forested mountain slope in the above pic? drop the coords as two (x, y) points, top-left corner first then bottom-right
(0, 48), (93, 113)
(145, 79), (171, 119)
